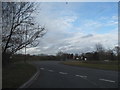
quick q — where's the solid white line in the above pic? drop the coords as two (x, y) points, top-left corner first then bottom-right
(99, 79), (115, 83)
(48, 70), (54, 72)
(19, 71), (40, 88)
(40, 68), (44, 70)
(75, 75), (87, 78)
(59, 72), (68, 74)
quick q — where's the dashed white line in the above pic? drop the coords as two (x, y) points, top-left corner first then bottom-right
(59, 72), (68, 75)
(75, 75), (87, 79)
(99, 79), (115, 83)
(48, 70), (54, 72)
(40, 68), (44, 70)
(75, 75), (81, 77)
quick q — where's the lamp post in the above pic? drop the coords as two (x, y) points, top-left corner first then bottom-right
(24, 24), (27, 63)
(24, 23), (34, 63)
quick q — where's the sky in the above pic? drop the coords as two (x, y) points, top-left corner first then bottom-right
(21, 2), (118, 55)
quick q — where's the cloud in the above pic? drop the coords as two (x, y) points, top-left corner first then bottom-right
(58, 31), (117, 53)
(81, 34), (93, 38)
(25, 29), (117, 55)
(99, 15), (118, 26)
(18, 3), (118, 55)
(25, 17), (117, 55)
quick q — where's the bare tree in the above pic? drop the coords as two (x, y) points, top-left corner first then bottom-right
(56, 51), (68, 61)
(114, 46), (120, 60)
(2, 2), (46, 65)
(95, 43), (105, 52)
(95, 43), (105, 60)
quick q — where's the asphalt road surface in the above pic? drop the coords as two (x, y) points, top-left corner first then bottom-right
(29, 61), (119, 88)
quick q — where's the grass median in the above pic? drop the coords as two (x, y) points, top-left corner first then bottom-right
(2, 62), (37, 88)
(61, 61), (119, 71)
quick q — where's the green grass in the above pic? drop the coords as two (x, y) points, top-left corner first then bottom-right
(61, 61), (119, 71)
(2, 63), (37, 88)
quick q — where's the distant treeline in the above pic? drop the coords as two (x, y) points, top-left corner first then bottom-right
(10, 44), (120, 62)
(56, 51), (118, 61)
(11, 54), (59, 62)
(11, 51), (119, 63)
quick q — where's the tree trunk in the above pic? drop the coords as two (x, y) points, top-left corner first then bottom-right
(2, 53), (11, 66)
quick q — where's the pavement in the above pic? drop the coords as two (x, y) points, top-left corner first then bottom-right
(27, 61), (119, 88)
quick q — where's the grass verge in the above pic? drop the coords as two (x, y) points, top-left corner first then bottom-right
(2, 63), (37, 88)
(61, 61), (119, 71)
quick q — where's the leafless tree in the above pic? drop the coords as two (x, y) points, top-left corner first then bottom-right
(114, 46), (120, 60)
(95, 43), (105, 53)
(2, 2), (46, 65)
(95, 43), (105, 60)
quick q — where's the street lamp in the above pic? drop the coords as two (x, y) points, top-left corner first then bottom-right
(24, 23), (34, 63)
(24, 24), (27, 63)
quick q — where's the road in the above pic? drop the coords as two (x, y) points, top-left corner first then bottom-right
(29, 61), (119, 88)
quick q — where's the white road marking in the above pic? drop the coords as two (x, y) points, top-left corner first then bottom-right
(75, 75), (87, 79)
(99, 79), (115, 83)
(48, 70), (54, 72)
(40, 68), (44, 70)
(76, 75), (80, 77)
(59, 72), (68, 75)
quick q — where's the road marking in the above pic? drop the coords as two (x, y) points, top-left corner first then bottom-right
(75, 75), (81, 77)
(48, 70), (54, 72)
(75, 75), (87, 79)
(76, 75), (98, 86)
(40, 68), (44, 70)
(59, 72), (68, 75)
(99, 79), (115, 83)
